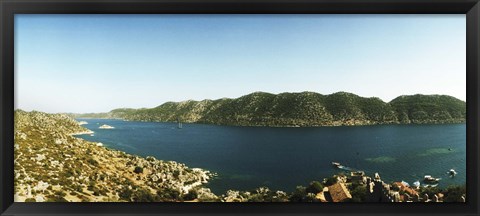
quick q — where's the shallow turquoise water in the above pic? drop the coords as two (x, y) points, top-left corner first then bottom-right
(76, 119), (466, 194)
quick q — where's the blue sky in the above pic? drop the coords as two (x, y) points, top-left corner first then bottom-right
(15, 14), (466, 113)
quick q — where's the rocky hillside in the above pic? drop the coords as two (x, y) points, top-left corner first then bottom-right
(73, 91), (466, 127)
(14, 110), (217, 202)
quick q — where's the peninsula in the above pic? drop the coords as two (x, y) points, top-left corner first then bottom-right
(14, 110), (217, 202)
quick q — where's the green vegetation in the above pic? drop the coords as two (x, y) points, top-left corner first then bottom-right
(442, 185), (467, 202)
(419, 185), (466, 202)
(324, 176), (338, 186)
(348, 182), (367, 202)
(306, 181), (324, 194)
(390, 94), (465, 124)
(133, 166), (144, 174)
(71, 91), (465, 127)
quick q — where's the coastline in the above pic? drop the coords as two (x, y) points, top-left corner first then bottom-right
(14, 110), (466, 202)
(14, 110), (217, 202)
(76, 118), (466, 193)
(76, 116), (466, 128)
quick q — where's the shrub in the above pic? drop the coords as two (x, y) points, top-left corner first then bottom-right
(173, 170), (180, 178)
(157, 188), (182, 202)
(134, 166), (144, 174)
(119, 187), (133, 201)
(46, 195), (68, 202)
(25, 198), (36, 202)
(183, 190), (198, 201)
(87, 158), (99, 166)
(132, 188), (156, 202)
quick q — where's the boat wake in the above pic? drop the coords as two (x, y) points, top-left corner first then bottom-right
(337, 165), (354, 171)
(331, 162), (355, 171)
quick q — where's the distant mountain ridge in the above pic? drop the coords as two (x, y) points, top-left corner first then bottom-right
(71, 91), (466, 127)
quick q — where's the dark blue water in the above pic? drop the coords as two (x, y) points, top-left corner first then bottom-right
(76, 119), (466, 194)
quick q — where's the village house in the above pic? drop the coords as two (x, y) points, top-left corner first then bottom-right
(349, 171), (366, 184)
(326, 182), (352, 202)
(392, 181), (422, 202)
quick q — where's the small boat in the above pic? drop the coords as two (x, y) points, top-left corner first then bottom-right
(177, 118), (182, 129)
(332, 162), (341, 167)
(413, 181), (421, 188)
(448, 148), (453, 151)
(99, 124), (115, 129)
(424, 175), (441, 184)
(447, 169), (457, 177)
(424, 183), (439, 188)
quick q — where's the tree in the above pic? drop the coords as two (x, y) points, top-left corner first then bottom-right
(289, 186), (307, 202)
(349, 183), (367, 202)
(324, 176), (338, 186)
(306, 181), (324, 194)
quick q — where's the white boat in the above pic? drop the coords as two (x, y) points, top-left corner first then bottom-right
(447, 169), (457, 177)
(99, 124), (115, 129)
(332, 162), (341, 167)
(177, 118), (183, 129)
(423, 184), (438, 188)
(424, 175), (441, 184)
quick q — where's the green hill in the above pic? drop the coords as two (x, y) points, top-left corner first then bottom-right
(73, 91), (466, 127)
(389, 94), (466, 124)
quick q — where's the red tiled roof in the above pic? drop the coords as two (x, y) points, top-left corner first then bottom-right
(393, 182), (418, 196)
(328, 183), (352, 202)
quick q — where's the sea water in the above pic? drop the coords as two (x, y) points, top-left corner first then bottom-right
(76, 119), (466, 194)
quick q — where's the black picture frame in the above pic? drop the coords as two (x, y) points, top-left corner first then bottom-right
(1, 0), (479, 215)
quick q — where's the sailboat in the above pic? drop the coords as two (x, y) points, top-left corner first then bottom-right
(447, 169), (457, 177)
(177, 118), (182, 129)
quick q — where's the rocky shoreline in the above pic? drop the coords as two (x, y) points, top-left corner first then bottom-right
(14, 110), (466, 203)
(14, 110), (217, 202)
